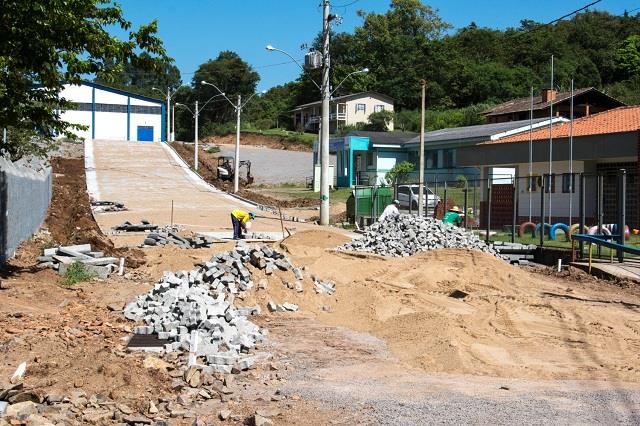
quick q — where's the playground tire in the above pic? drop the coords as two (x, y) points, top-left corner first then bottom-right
(533, 222), (551, 238)
(549, 223), (569, 241)
(568, 223), (588, 240)
(518, 221), (535, 237)
(588, 226), (611, 236)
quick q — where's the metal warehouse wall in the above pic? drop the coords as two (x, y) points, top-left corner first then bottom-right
(0, 158), (52, 263)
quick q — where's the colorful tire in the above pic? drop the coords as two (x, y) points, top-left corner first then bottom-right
(609, 224), (631, 240)
(518, 221), (536, 237)
(568, 224), (588, 240)
(533, 222), (551, 238)
(549, 223), (569, 241)
(588, 226), (611, 236)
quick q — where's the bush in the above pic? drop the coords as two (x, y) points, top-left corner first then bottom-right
(62, 261), (96, 286)
(386, 161), (415, 184)
(456, 174), (467, 188)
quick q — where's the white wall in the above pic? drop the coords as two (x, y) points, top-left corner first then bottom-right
(94, 111), (128, 140)
(59, 110), (92, 141)
(56, 83), (163, 142)
(60, 84), (93, 103)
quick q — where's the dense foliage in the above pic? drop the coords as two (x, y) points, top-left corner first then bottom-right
(0, 0), (168, 160)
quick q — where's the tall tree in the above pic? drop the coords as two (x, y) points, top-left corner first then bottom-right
(95, 53), (182, 97)
(192, 51), (260, 126)
(0, 0), (168, 160)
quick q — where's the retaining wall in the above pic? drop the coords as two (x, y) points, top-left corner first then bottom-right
(0, 158), (52, 262)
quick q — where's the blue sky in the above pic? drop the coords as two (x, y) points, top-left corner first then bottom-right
(116, 0), (640, 89)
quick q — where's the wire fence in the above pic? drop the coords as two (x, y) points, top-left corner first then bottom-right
(353, 167), (639, 261)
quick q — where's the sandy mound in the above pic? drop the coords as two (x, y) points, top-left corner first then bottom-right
(278, 233), (640, 382)
(279, 230), (352, 259)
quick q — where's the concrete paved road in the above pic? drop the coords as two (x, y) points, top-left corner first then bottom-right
(85, 140), (316, 246)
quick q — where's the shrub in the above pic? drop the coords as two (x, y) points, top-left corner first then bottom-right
(62, 262), (96, 286)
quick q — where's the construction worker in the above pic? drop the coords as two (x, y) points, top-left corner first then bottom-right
(379, 199), (400, 222)
(231, 209), (256, 239)
(442, 205), (464, 227)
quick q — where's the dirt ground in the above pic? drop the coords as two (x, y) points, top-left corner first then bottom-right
(171, 142), (320, 209)
(3, 146), (640, 424)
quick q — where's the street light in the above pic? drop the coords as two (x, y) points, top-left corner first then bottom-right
(267, 41), (368, 225)
(152, 86), (179, 142)
(201, 80), (265, 193)
(175, 92), (226, 171)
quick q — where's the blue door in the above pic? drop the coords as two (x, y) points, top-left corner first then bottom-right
(137, 126), (154, 142)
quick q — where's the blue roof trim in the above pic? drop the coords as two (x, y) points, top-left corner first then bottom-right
(78, 80), (163, 104)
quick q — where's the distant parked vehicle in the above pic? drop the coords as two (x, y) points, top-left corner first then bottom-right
(396, 184), (440, 209)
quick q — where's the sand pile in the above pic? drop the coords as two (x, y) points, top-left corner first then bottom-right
(339, 214), (500, 257)
(280, 231), (640, 382)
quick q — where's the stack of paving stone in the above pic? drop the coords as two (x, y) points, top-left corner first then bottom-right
(339, 214), (501, 258)
(113, 219), (158, 232)
(123, 242), (297, 372)
(142, 231), (216, 249)
(37, 244), (120, 278)
(491, 241), (537, 265)
(90, 200), (127, 213)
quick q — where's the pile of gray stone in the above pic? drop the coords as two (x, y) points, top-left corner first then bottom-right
(124, 242), (298, 372)
(90, 200), (127, 213)
(142, 231), (216, 249)
(339, 214), (501, 257)
(37, 244), (120, 278)
(113, 219), (158, 232)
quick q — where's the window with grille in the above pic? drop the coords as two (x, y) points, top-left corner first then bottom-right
(355, 103), (366, 113)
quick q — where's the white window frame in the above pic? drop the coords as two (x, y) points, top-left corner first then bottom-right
(374, 104), (385, 113)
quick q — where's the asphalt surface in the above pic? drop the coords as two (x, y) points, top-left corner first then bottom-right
(219, 144), (336, 185)
(267, 318), (640, 426)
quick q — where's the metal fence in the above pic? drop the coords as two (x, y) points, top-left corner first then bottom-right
(382, 168), (638, 261)
(0, 158), (52, 263)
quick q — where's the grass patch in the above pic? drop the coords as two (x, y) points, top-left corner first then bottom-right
(242, 129), (317, 146)
(62, 261), (96, 286)
(254, 185), (352, 204)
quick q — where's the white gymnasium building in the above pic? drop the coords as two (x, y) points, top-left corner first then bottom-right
(59, 81), (165, 142)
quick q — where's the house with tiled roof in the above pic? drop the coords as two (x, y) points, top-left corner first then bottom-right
(457, 106), (640, 227)
(483, 87), (625, 123)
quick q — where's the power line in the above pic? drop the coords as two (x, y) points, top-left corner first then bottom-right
(517, 0), (603, 36)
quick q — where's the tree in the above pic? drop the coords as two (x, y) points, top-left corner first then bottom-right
(615, 35), (640, 79)
(192, 51), (260, 127)
(0, 0), (168, 160)
(95, 53), (182, 98)
(386, 161), (414, 184)
(365, 110), (394, 131)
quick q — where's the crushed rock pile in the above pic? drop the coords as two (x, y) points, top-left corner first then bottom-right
(124, 241), (309, 373)
(339, 214), (501, 257)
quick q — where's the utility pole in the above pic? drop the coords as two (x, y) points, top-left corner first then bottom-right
(418, 79), (426, 216)
(194, 100), (199, 171)
(166, 88), (171, 143)
(234, 95), (242, 193)
(319, 0), (331, 225)
(548, 55), (554, 225)
(171, 105), (175, 142)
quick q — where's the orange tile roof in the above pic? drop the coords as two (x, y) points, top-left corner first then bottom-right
(482, 106), (640, 145)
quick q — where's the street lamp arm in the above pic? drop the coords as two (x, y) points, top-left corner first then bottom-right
(266, 45), (321, 91)
(330, 68), (369, 97)
(201, 81), (236, 109)
(239, 90), (266, 110)
(200, 93), (227, 111)
(175, 103), (194, 116)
